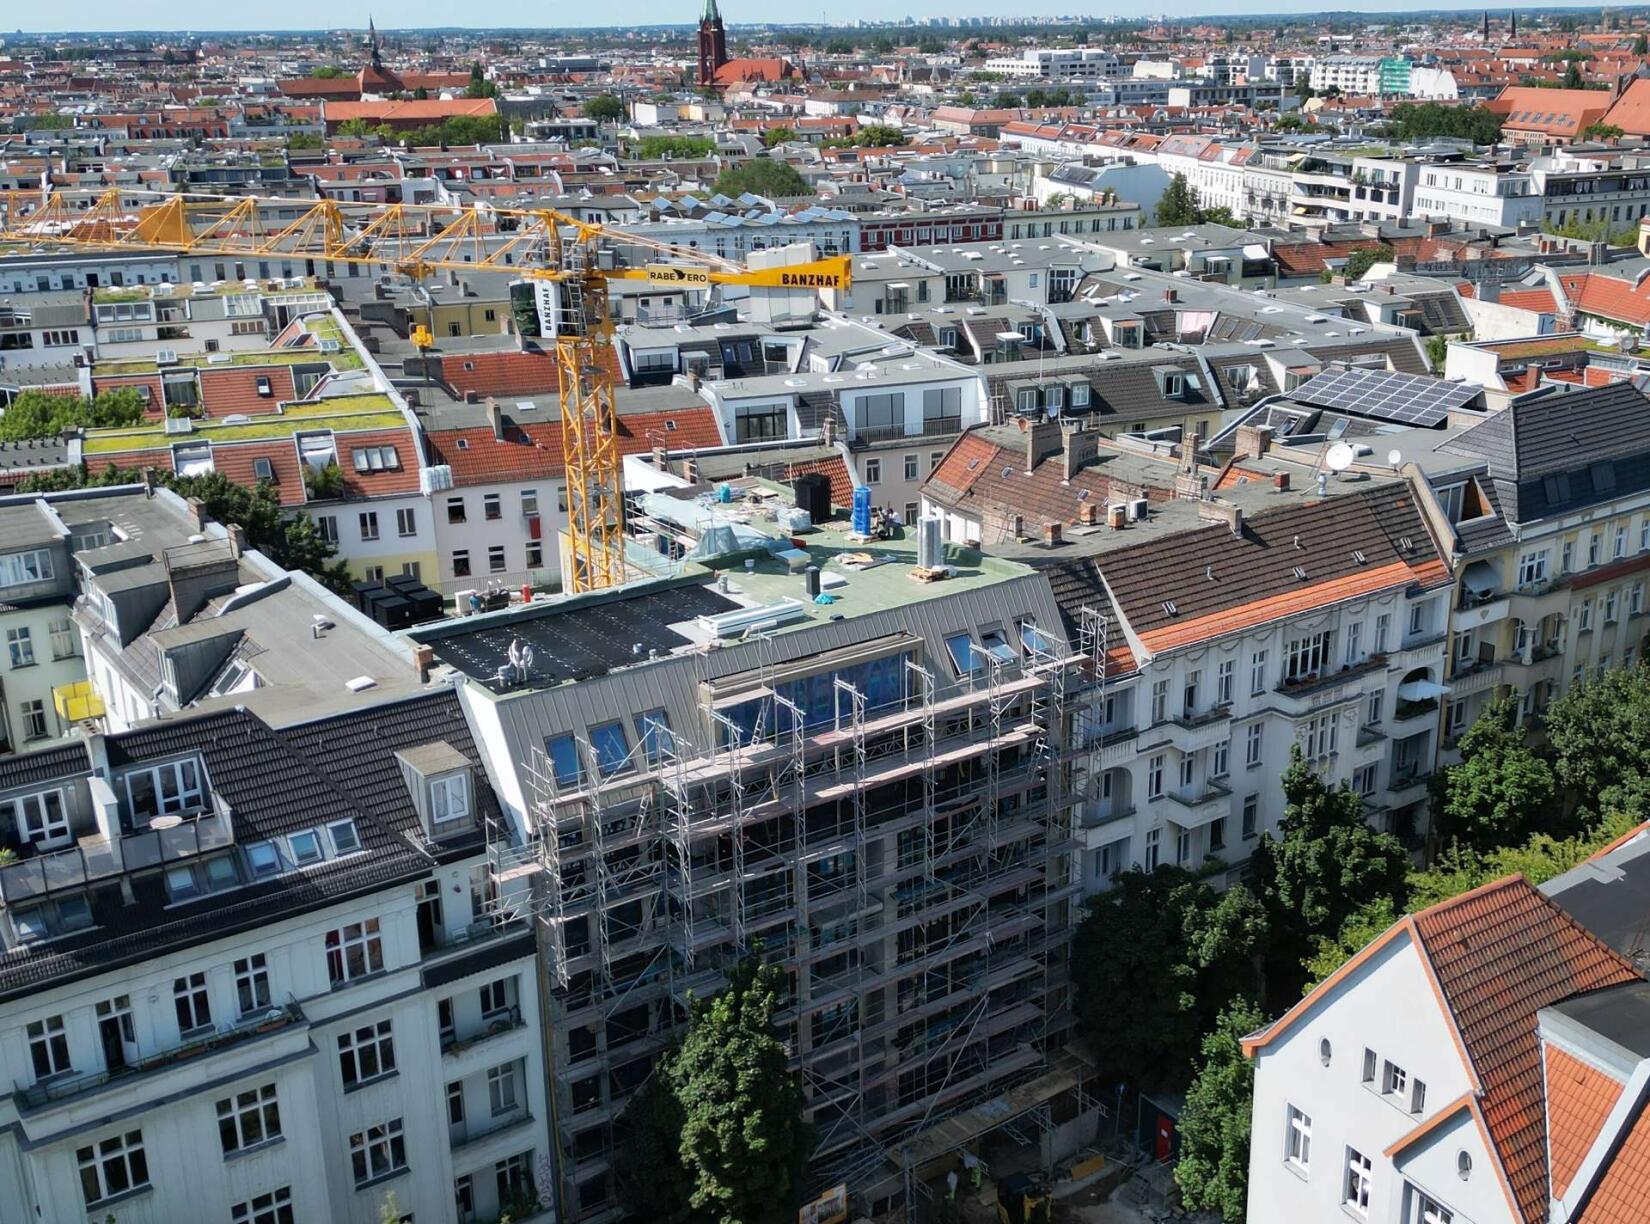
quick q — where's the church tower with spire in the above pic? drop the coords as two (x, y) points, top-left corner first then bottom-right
(697, 0), (729, 88)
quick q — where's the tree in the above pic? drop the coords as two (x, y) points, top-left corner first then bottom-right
(412, 86), (429, 101)
(1545, 667), (1650, 812)
(286, 132), (323, 150)
(465, 61), (498, 99)
(1425, 333), (1450, 371)
(762, 127), (799, 148)
(1582, 122), (1625, 142)
(1072, 867), (1267, 1090)
(585, 94), (625, 122)
(1250, 748), (1409, 1004)
(669, 959), (807, 1224)
(617, 1072), (698, 1224)
(1636, 33), (1649, 56)
(848, 124), (904, 147)
(713, 159), (809, 198)
(0, 389), (147, 440)
(310, 65), (349, 78)
(1563, 62), (1585, 90)
(1433, 692), (1556, 851)
(1175, 1000), (1265, 1224)
(1155, 173), (1201, 227)
(636, 134), (715, 159)
(993, 92), (1023, 109)
(1385, 102), (1503, 145)
(1338, 244), (1394, 282)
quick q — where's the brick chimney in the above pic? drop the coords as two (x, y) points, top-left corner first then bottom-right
(1079, 501), (1100, 526)
(413, 643), (435, 682)
(1274, 471), (1291, 492)
(1026, 417), (1062, 472)
(185, 497), (208, 533)
(487, 397), (505, 441)
(226, 523), (247, 558)
(1043, 522), (1062, 546)
(1063, 425), (1098, 480)
(1234, 424), (1271, 460)
(1198, 500), (1244, 536)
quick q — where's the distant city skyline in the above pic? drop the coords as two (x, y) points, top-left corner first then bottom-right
(9, 1), (1620, 35)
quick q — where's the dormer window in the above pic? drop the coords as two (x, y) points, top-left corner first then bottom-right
(4, 789), (70, 850)
(124, 758), (205, 824)
(431, 774), (470, 824)
(328, 820), (361, 854)
(246, 841), (281, 878)
(1164, 373), (1185, 398)
(288, 829), (324, 865)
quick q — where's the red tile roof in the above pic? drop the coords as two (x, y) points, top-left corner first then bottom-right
(92, 372), (165, 414)
(1488, 86), (1611, 139)
(1581, 1096), (1650, 1223)
(1497, 288), (1558, 314)
(425, 407), (723, 486)
(197, 367), (297, 418)
(439, 350), (559, 399)
(785, 456), (855, 507)
(1412, 876), (1642, 1223)
(334, 428), (422, 498)
(212, 442), (306, 506)
(1558, 273), (1650, 328)
(1604, 78), (1650, 137)
(1547, 1045), (1625, 1199)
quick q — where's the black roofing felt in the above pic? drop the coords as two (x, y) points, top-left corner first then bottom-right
(427, 585), (739, 687)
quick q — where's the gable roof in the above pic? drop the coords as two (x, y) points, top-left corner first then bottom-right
(1548, 1044), (1628, 1200)
(1411, 876), (1643, 1223)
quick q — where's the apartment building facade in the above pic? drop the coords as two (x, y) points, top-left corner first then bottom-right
(0, 691), (551, 1224)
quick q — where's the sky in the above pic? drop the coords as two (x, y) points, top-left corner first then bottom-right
(7, 0), (1612, 32)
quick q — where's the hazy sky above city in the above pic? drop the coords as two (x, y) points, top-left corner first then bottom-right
(7, 1), (1614, 33)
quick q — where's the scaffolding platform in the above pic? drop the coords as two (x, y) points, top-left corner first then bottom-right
(896, 1050), (1095, 1170)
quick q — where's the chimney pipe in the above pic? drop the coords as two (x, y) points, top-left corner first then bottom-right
(1274, 471), (1291, 491)
(487, 396), (505, 441)
(1044, 522), (1062, 546)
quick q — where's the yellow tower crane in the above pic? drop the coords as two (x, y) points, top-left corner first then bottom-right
(0, 188), (852, 593)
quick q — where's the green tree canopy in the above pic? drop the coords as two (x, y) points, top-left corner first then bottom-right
(617, 1072), (697, 1224)
(1072, 867), (1267, 1090)
(1432, 692), (1557, 850)
(636, 134), (716, 159)
(669, 959), (808, 1224)
(1544, 667), (1650, 809)
(310, 65), (349, 78)
(1563, 62), (1585, 90)
(1385, 102), (1504, 144)
(713, 159), (809, 198)
(1251, 748), (1410, 1004)
(1175, 999), (1265, 1224)
(465, 62), (499, 98)
(1337, 244), (1395, 282)
(0, 389), (147, 440)
(1155, 173), (1202, 227)
(761, 127), (800, 148)
(585, 94), (626, 122)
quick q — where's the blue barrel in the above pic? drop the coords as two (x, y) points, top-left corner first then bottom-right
(852, 486), (872, 535)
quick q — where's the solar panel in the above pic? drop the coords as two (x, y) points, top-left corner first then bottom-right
(1291, 366), (1475, 429)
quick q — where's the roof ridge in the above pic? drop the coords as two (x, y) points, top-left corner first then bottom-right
(1411, 869), (1530, 924)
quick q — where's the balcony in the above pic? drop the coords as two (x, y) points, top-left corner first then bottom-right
(1508, 577), (1571, 622)
(1165, 707), (1232, 753)
(14, 1001), (306, 1113)
(1393, 697), (1439, 724)
(450, 1106), (534, 1151)
(443, 1006), (527, 1058)
(1166, 780), (1232, 826)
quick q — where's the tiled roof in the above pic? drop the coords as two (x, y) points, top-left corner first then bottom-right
(1603, 77), (1650, 136)
(1558, 273), (1650, 328)
(336, 428), (423, 498)
(213, 441), (306, 506)
(1547, 1044), (1625, 1199)
(425, 407), (723, 486)
(1581, 1096), (1650, 1223)
(1497, 288), (1558, 315)
(1412, 876), (1642, 1223)
(198, 366), (297, 417)
(786, 455), (855, 507)
(439, 349), (559, 398)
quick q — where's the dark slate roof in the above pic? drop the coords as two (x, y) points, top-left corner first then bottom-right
(1303, 335), (1430, 376)
(0, 690), (497, 1001)
(984, 356), (1216, 425)
(1440, 382), (1650, 523)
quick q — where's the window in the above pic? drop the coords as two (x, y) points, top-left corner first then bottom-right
(1411, 1078), (1427, 1114)
(1176, 828), (1192, 864)
(1615, 525), (1628, 559)
(1242, 795), (1258, 839)
(28, 1014), (70, 1078)
(1144, 827), (1160, 870)
(1412, 1190), (1453, 1224)
(358, 512), (379, 542)
(396, 507), (416, 537)
(235, 954), (271, 1015)
(316, 515), (338, 544)
(1246, 722), (1263, 767)
(1152, 678), (1169, 723)
(329, 819), (362, 854)
(288, 829), (323, 865)
(352, 445), (399, 472)
(432, 773), (470, 823)
(349, 1118), (407, 1187)
(496, 1151), (533, 1207)
(1367, 690), (1384, 726)
(231, 1187), (294, 1224)
(521, 489), (539, 516)
(124, 758), (206, 822)
(338, 1018), (396, 1087)
(488, 1061), (520, 1115)
(1217, 659), (1234, 705)
(1635, 584), (1645, 616)
(1250, 649), (1268, 695)
(1344, 1148), (1373, 1216)
(590, 722), (631, 777)
(904, 453), (919, 480)
(1374, 613), (1390, 652)
(545, 734), (581, 787)
(1209, 817), (1226, 850)
(1283, 631), (1333, 682)
(246, 841), (281, 878)
(447, 496), (467, 524)
(864, 458), (881, 485)
(7, 626), (34, 667)
(1212, 741), (1229, 778)
(1563, 539), (1575, 573)
(931, 450), (945, 473)
(78, 1131), (149, 1206)
(944, 632), (978, 677)
(484, 493), (502, 520)
(1579, 600), (1593, 632)
(0, 547), (53, 590)
(452, 550), (471, 578)
(734, 402), (788, 443)
(1345, 620), (1362, 666)
(1589, 531), (1603, 567)
(173, 972), (212, 1034)
(1517, 549), (1548, 587)
(1383, 1059), (1408, 1100)
(1301, 713), (1338, 758)
(489, 545), (507, 573)
(1354, 764), (1377, 796)
(325, 918), (385, 985)
(1285, 1105), (1312, 1172)
(8, 789), (69, 847)
(217, 1083), (281, 1153)
(1147, 754), (1165, 800)
(637, 710), (674, 765)
(526, 540), (543, 568)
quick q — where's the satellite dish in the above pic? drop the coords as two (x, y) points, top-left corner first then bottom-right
(1387, 449), (1403, 469)
(1325, 442), (1356, 473)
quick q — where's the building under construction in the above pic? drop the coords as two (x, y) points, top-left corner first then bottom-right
(419, 476), (1105, 1220)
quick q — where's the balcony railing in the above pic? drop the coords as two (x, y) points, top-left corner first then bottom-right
(14, 1001), (305, 1111)
(449, 1106), (533, 1150)
(442, 1006), (526, 1056)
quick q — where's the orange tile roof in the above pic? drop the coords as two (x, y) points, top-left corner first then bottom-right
(1547, 1045), (1625, 1199)
(1559, 273), (1650, 328)
(197, 367), (297, 418)
(785, 456), (855, 508)
(1581, 1093), (1650, 1223)
(1412, 876), (1642, 1223)
(1605, 77), (1650, 137)
(335, 429), (423, 498)
(212, 442), (306, 506)
(425, 407), (722, 486)
(928, 432), (1005, 499)
(1497, 288), (1558, 314)
(439, 350), (559, 399)
(324, 98), (500, 124)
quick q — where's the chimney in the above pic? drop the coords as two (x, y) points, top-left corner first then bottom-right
(1477, 281), (1500, 304)
(413, 643), (436, 682)
(1079, 501), (1100, 526)
(163, 542), (240, 624)
(1234, 423), (1271, 460)
(141, 466), (155, 498)
(185, 496), (208, 533)
(1107, 502), (1127, 529)
(1011, 514), (1025, 538)
(1198, 500), (1244, 535)
(1163, 287), (1178, 303)
(1063, 425), (1098, 480)
(1026, 417), (1062, 472)
(1044, 522), (1062, 546)
(1274, 471), (1291, 492)
(465, 389), (480, 404)
(683, 456), (701, 483)
(226, 523), (246, 558)
(487, 397), (505, 441)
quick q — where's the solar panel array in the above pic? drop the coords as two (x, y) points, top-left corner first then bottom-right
(1291, 365), (1476, 428)
(429, 585), (740, 689)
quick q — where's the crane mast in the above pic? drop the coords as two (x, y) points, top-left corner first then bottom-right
(0, 187), (851, 593)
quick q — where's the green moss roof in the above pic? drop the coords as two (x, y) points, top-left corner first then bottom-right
(83, 394), (401, 455)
